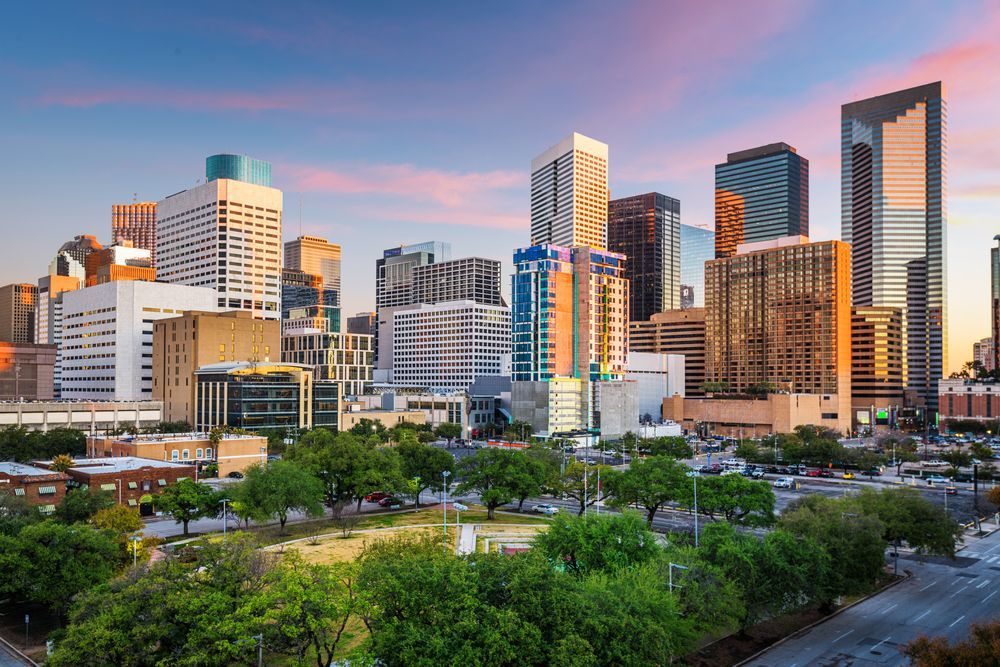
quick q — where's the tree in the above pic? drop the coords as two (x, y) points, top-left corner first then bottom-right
(941, 449), (973, 468)
(558, 460), (612, 516)
(397, 439), (455, 506)
(849, 487), (963, 561)
(734, 441), (761, 463)
(38, 427), (87, 459)
(434, 422), (463, 445)
(987, 485), (1000, 509)
(533, 512), (660, 576)
(50, 453), (75, 472)
(456, 447), (532, 519)
(503, 419), (533, 443)
(644, 436), (694, 459)
(903, 620), (1000, 666)
(604, 456), (687, 525)
(55, 487), (115, 524)
(91, 504), (144, 536)
(0, 493), (42, 536)
(155, 478), (220, 536)
(691, 474), (776, 527)
(349, 418), (389, 443)
(232, 461), (324, 534)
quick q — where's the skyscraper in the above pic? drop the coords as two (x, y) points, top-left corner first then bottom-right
(608, 192), (680, 319)
(50, 235), (103, 279)
(852, 307), (905, 427)
(993, 235), (999, 373)
(679, 224), (715, 309)
(629, 308), (706, 397)
(0, 284), (37, 343)
(715, 143), (809, 258)
(284, 235), (342, 297)
(205, 154), (272, 187)
(842, 82), (947, 410)
(34, 274), (80, 397)
(530, 132), (609, 249)
(412, 257), (503, 306)
(112, 202), (158, 266)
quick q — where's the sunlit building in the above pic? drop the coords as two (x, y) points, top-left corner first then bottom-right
(680, 224), (715, 309)
(284, 235), (341, 300)
(0, 283), (37, 343)
(84, 241), (155, 286)
(851, 307), (905, 430)
(205, 154), (272, 187)
(629, 308), (706, 397)
(112, 202), (158, 266)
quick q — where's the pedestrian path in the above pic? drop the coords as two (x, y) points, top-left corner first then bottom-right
(456, 523), (475, 555)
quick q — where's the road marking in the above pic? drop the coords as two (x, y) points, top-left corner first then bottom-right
(870, 636), (891, 652)
(953, 578), (964, 586)
(919, 580), (937, 592)
(967, 553), (980, 558)
(832, 629), (854, 642)
(984, 590), (997, 604)
(879, 603), (898, 615)
(948, 615), (966, 628)
(912, 609), (932, 623)
(976, 579), (991, 589)
(951, 585), (969, 598)
(989, 556), (999, 563)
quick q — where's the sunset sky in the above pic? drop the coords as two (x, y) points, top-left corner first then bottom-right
(1, 0), (996, 371)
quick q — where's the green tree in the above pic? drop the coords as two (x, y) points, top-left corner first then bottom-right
(0, 493), (42, 536)
(434, 422), (463, 445)
(558, 460), (612, 516)
(49, 453), (75, 472)
(55, 487), (115, 524)
(38, 427), (87, 459)
(849, 487), (963, 560)
(397, 439), (455, 506)
(232, 461), (324, 534)
(350, 418), (389, 443)
(456, 447), (532, 519)
(604, 455), (687, 525)
(644, 436), (694, 459)
(941, 449), (973, 468)
(533, 512), (660, 576)
(155, 478), (220, 536)
(734, 441), (761, 463)
(692, 474), (776, 527)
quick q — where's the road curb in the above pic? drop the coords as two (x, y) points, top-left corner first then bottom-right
(0, 633), (38, 666)
(732, 572), (912, 667)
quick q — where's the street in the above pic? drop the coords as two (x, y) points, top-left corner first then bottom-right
(746, 527), (1000, 666)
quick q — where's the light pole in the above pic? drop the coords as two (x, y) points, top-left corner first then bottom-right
(454, 502), (468, 530)
(583, 458), (589, 517)
(668, 562), (689, 593)
(686, 471), (700, 547)
(130, 535), (141, 568)
(116, 478), (123, 504)
(442, 470), (451, 541)
(220, 497), (231, 539)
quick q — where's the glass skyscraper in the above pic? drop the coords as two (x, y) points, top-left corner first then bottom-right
(714, 143), (809, 258)
(206, 154), (272, 187)
(992, 235), (999, 372)
(842, 82), (947, 410)
(680, 224), (715, 308)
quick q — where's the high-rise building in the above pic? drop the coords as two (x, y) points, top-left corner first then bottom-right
(705, 237), (852, 429)
(0, 284), (37, 343)
(375, 241), (451, 310)
(84, 242), (155, 287)
(60, 281), (218, 400)
(412, 257), (503, 306)
(992, 235), (1000, 372)
(851, 307), (905, 428)
(205, 154), (272, 187)
(281, 268), (339, 332)
(34, 274), (81, 396)
(281, 330), (374, 396)
(842, 82), (947, 410)
(112, 202), (158, 266)
(284, 235), (341, 296)
(680, 224), (715, 309)
(157, 176), (282, 319)
(715, 143), (808, 258)
(152, 310), (279, 424)
(608, 192), (681, 319)
(973, 337), (994, 373)
(50, 235), (103, 279)
(0, 343), (55, 400)
(629, 308), (706, 398)
(530, 133), (609, 249)
(346, 312), (376, 337)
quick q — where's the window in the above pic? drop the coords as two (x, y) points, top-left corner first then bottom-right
(206, 447), (213, 458)
(182, 449), (190, 460)
(128, 499), (138, 507)
(128, 481), (138, 490)
(38, 486), (58, 495)
(196, 448), (203, 458)
(14, 488), (25, 496)
(100, 483), (116, 491)
(142, 480), (151, 491)
(171, 449), (179, 461)
(40, 504), (56, 515)
(157, 479), (167, 487)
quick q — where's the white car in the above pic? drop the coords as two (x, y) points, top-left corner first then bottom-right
(602, 450), (617, 457)
(532, 504), (560, 516)
(721, 469), (741, 476)
(921, 460), (948, 467)
(772, 477), (795, 489)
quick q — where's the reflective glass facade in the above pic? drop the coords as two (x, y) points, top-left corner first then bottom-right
(608, 192), (680, 319)
(715, 143), (809, 258)
(205, 154), (272, 187)
(993, 237), (999, 371)
(679, 224), (715, 309)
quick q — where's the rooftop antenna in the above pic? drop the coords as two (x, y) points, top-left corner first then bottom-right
(132, 192), (138, 203)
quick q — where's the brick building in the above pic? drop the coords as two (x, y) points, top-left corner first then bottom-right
(0, 461), (68, 512)
(86, 432), (267, 477)
(34, 457), (195, 507)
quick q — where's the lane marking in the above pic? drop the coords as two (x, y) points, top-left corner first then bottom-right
(912, 609), (932, 623)
(976, 579), (991, 589)
(967, 553), (980, 558)
(951, 585), (969, 598)
(984, 590), (997, 604)
(870, 636), (891, 652)
(880, 603), (898, 615)
(919, 580), (937, 592)
(832, 629), (854, 642)
(989, 556), (999, 563)
(948, 615), (966, 628)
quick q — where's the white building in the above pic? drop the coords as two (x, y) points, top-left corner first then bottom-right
(281, 327), (375, 396)
(626, 352), (686, 421)
(391, 300), (511, 390)
(60, 281), (217, 400)
(157, 178), (282, 319)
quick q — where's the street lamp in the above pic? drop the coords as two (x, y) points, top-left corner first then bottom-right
(442, 470), (451, 540)
(130, 535), (142, 568)
(453, 502), (468, 530)
(686, 471), (701, 547)
(220, 497), (231, 539)
(668, 562), (689, 593)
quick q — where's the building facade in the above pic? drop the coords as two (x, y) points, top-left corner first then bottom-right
(608, 192), (681, 319)
(60, 281), (218, 400)
(973, 337), (995, 373)
(530, 132), (609, 249)
(284, 235), (341, 296)
(664, 392), (849, 437)
(112, 202), (158, 266)
(205, 154), (272, 187)
(281, 330), (374, 396)
(629, 308), (706, 397)
(842, 82), (947, 410)
(157, 177), (282, 319)
(0, 462), (68, 512)
(0, 283), (37, 343)
(411, 257), (503, 306)
(34, 457), (195, 507)
(993, 236), (1000, 372)
(0, 342), (55, 400)
(34, 274), (81, 396)
(715, 143), (809, 259)
(938, 379), (999, 424)
(376, 241), (451, 311)
(346, 312), (376, 337)
(0, 400), (163, 432)
(680, 224), (715, 309)
(281, 268), (340, 331)
(851, 307), (905, 429)
(626, 352), (685, 421)
(50, 235), (103, 279)
(87, 432), (267, 478)
(84, 242), (155, 286)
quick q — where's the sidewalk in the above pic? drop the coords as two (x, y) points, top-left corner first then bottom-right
(456, 523), (475, 555)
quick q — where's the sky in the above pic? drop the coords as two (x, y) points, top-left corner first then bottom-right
(0, 0), (997, 372)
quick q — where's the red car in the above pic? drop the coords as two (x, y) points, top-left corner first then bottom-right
(805, 469), (821, 477)
(818, 470), (834, 478)
(365, 492), (391, 503)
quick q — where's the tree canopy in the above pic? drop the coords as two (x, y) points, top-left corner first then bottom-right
(155, 478), (220, 536)
(456, 447), (537, 519)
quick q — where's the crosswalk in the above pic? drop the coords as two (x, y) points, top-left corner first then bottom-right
(961, 552), (1000, 562)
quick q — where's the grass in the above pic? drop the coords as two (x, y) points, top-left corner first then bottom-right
(288, 525), (459, 564)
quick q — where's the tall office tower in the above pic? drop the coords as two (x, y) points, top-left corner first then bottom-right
(412, 257), (503, 306)
(993, 235), (1000, 372)
(375, 241), (451, 310)
(152, 311), (279, 424)
(0, 284), (37, 343)
(851, 307), (905, 426)
(705, 237), (852, 429)
(206, 154), (272, 187)
(715, 143), (809, 258)
(629, 308), (706, 397)
(679, 224), (715, 308)
(281, 330), (374, 396)
(50, 235), (103, 279)
(281, 268), (339, 332)
(34, 274), (80, 396)
(842, 82), (947, 410)
(530, 133), (609, 249)
(608, 193), (681, 319)
(157, 174), (282, 319)
(112, 202), (158, 265)
(60, 281), (217, 401)
(84, 242), (155, 286)
(972, 337), (994, 373)
(284, 235), (342, 298)
(346, 312), (376, 337)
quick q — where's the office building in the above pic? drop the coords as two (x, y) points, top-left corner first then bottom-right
(704, 237), (852, 431)
(390, 300), (510, 390)
(112, 202), (158, 265)
(50, 235), (103, 279)
(626, 352), (685, 421)
(347, 312), (376, 337)
(84, 241), (155, 286)
(60, 281), (217, 401)
(281, 329), (374, 396)
(680, 224), (715, 308)
(0, 342), (56, 400)
(842, 82), (947, 410)
(205, 153), (272, 187)
(530, 133), (609, 249)
(629, 308), (706, 397)
(715, 143), (808, 258)
(0, 283), (37, 343)
(157, 175), (282, 319)
(608, 192), (681, 319)
(34, 274), (81, 396)
(993, 236), (1000, 372)
(282, 268), (340, 331)
(152, 310), (279, 424)
(0, 400), (163, 432)
(973, 337), (995, 373)
(375, 241), (451, 310)
(852, 307), (905, 429)
(664, 392), (849, 438)
(412, 257), (503, 306)
(284, 235), (341, 295)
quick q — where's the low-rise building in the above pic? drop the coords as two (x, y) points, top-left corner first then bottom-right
(33, 456), (195, 507)
(938, 379), (1000, 424)
(0, 400), (163, 432)
(0, 461), (68, 512)
(662, 392), (850, 437)
(87, 432), (267, 477)
(0, 342), (56, 400)
(626, 352), (685, 422)
(337, 405), (426, 431)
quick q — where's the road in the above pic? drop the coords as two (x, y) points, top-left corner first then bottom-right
(745, 528), (1000, 666)
(0, 641), (31, 667)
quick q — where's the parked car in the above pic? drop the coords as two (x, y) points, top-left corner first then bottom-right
(365, 492), (392, 503)
(377, 496), (403, 507)
(227, 471), (244, 479)
(721, 469), (741, 476)
(773, 477), (795, 489)
(805, 469), (822, 477)
(602, 449), (617, 458)
(818, 470), (834, 478)
(563, 445), (576, 453)
(945, 486), (958, 495)
(842, 472), (855, 479)
(864, 469), (883, 477)
(925, 475), (949, 483)
(750, 469), (766, 479)
(532, 504), (560, 516)
(921, 460), (948, 467)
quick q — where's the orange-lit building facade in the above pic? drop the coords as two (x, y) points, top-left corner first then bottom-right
(112, 202), (158, 266)
(629, 308), (706, 397)
(84, 241), (156, 287)
(0, 342), (56, 400)
(0, 283), (37, 343)
(851, 306), (905, 428)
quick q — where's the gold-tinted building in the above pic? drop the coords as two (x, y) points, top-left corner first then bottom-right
(112, 202), (157, 266)
(0, 283), (38, 343)
(152, 311), (280, 424)
(851, 307), (904, 428)
(284, 235), (341, 294)
(629, 308), (706, 397)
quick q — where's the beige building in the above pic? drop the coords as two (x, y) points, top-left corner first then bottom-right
(851, 307), (905, 429)
(663, 392), (850, 437)
(0, 342), (56, 400)
(284, 235), (341, 294)
(87, 432), (267, 477)
(0, 283), (37, 343)
(630, 308), (706, 397)
(152, 311), (280, 424)
(338, 405), (426, 431)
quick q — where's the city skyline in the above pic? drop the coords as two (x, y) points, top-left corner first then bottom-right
(0, 1), (997, 371)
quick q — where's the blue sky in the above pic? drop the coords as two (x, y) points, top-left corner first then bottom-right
(1, 0), (997, 370)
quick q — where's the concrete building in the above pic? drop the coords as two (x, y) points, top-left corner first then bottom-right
(0, 400), (163, 432)
(992, 235), (1000, 372)
(34, 274), (81, 396)
(593, 381), (640, 439)
(629, 309), (706, 397)
(50, 235), (103, 280)
(157, 176), (282, 319)
(0, 342), (56, 400)
(87, 432), (267, 478)
(663, 392), (849, 437)
(34, 457), (195, 507)
(530, 132), (609, 249)
(0, 461), (68, 512)
(938, 379), (999, 425)
(112, 202), (158, 266)
(284, 235), (341, 296)
(281, 328), (374, 396)
(852, 307), (905, 430)
(974, 337), (995, 373)
(390, 300), (510, 390)
(346, 312), (376, 337)
(84, 241), (155, 286)
(376, 241), (451, 311)
(680, 224), (715, 309)
(152, 310), (279, 425)
(0, 283), (37, 343)
(512, 377), (587, 437)
(608, 192), (681, 318)
(60, 281), (218, 400)
(412, 257), (503, 306)
(626, 352), (685, 421)
(842, 82), (948, 410)
(338, 404), (426, 431)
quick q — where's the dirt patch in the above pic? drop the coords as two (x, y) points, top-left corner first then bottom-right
(686, 607), (829, 667)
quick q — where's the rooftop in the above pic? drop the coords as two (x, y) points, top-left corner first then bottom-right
(35, 457), (194, 474)
(0, 462), (63, 478)
(91, 432), (263, 443)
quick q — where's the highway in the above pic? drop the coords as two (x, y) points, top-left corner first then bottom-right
(745, 527), (1000, 666)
